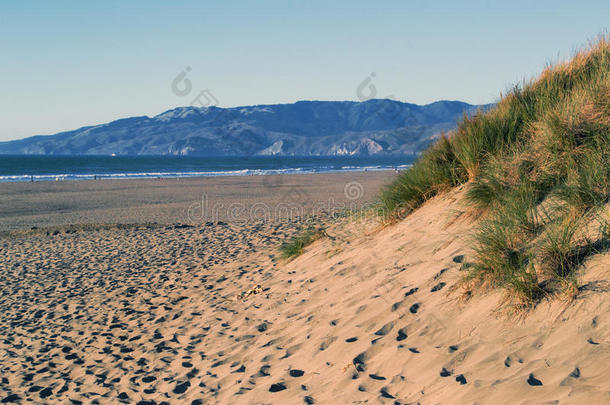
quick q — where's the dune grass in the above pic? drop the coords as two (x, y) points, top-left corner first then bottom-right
(382, 36), (610, 305)
(280, 226), (326, 259)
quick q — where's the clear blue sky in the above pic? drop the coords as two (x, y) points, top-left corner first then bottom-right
(0, 0), (608, 141)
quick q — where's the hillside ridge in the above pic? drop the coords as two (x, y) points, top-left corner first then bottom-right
(0, 99), (491, 156)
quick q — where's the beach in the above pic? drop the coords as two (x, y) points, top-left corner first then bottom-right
(0, 171), (394, 231)
(0, 171), (608, 404)
(0, 171), (393, 404)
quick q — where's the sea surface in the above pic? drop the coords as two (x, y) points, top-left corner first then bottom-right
(0, 155), (414, 182)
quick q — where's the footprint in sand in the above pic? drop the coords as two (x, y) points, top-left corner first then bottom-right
(452, 255), (464, 263)
(561, 367), (581, 386)
(257, 365), (271, 377)
(504, 355), (523, 367)
(232, 365), (246, 373)
(379, 387), (395, 399)
(353, 352), (368, 372)
(396, 327), (408, 342)
(173, 380), (190, 394)
(319, 336), (337, 351)
(431, 282), (446, 292)
(391, 300), (405, 312)
(269, 382), (287, 392)
(440, 368), (452, 377)
(527, 373), (543, 386)
(257, 322), (269, 332)
(434, 268), (448, 279)
(374, 321), (395, 336)
(289, 369), (305, 377)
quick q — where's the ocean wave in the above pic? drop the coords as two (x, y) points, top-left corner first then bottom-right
(0, 164), (411, 183)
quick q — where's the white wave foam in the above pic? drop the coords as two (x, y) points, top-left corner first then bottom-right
(0, 164), (411, 182)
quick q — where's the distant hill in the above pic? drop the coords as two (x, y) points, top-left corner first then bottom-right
(0, 99), (492, 156)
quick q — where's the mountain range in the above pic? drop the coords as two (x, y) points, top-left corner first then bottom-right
(0, 99), (491, 156)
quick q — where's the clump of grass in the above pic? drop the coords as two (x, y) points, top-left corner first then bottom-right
(380, 136), (465, 219)
(280, 226), (326, 259)
(382, 36), (610, 306)
(468, 182), (547, 303)
(552, 148), (609, 210)
(538, 216), (584, 278)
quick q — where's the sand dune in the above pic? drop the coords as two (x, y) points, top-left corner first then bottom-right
(0, 179), (608, 404)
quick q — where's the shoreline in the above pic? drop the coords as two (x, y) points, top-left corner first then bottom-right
(0, 155), (412, 183)
(0, 166), (406, 183)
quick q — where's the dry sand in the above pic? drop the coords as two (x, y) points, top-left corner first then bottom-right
(0, 173), (608, 404)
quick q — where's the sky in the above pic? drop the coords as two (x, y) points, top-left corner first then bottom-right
(0, 1), (608, 141)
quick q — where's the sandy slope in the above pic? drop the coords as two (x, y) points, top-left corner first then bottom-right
(0, 186), (608, 404)
(206, 186), (609, 404)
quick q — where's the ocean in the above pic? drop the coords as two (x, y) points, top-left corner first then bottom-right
(0, 155), (414, 182)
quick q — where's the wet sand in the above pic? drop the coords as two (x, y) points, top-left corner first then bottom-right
(0, 171), (395, 231)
